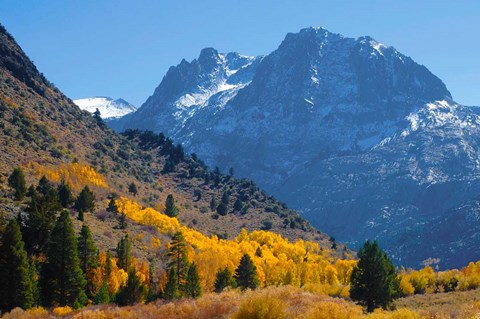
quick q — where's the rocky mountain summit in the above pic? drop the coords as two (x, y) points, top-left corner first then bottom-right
(111, 27), (479, 268)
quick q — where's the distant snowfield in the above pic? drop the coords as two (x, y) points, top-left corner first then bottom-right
(74, 97), (137, 119)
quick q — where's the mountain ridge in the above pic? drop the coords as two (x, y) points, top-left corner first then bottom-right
(111, 27), (477, 268)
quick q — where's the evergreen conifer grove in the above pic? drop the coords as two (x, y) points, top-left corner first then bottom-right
(0, 220), (34, 312)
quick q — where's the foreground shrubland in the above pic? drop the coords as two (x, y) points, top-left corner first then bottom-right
(2, 286), (480, 319)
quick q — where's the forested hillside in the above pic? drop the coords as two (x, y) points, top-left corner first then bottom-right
(0, 23), (343, 252)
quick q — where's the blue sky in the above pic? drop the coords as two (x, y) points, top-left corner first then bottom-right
(0, 0), (479, 106)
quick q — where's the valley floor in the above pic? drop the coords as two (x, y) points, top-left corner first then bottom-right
(2, 286), (480, 319)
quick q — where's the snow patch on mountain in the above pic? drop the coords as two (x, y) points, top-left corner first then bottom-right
(74, 97), (137, 119)
(109, 27), (480, 268)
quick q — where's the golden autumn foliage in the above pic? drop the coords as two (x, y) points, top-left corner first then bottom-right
(115, 196), (355, 293)
(52, 306), (73, 316)
(362, 308), (421, 319)
(29, 162), (108, 191)
(398, 261), (480, 296)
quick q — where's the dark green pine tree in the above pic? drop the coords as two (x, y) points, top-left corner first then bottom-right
(216, 202), (228, 216)
(93, 282), (110, 305)
(57, 180), (73, 208)
(77, 210), (84, 222)
(233, 198), (244, 212)
(350, 240), (401, 313)
(24, 185), (60, 255)
(234, 254), (259, 291)
(116, 234), (132, 271)
(216, 190), (229, 215)
(163, 267), (180, 300)
(107, 197), (126, 229)
(28, 258), (40, 306)
(128, 182), (138, 197)
(210, 197), (217, 211)
(166, 231), (189, 290)
(213, 167), (222, 186)
(214, 267), (236, 293)
(36, 175), (53, 195)
(75, 186), (95, 217)
(115, 269), (146, 306)
(118, 212), (127, 229)
(40, 211), (87, 308)
(221, 190), (229, 205)
(8, 167), (27, 201)
(184, 262), (201, 298)
(146, 263), (158, 302)
(106, 197), (118, 215)
(93, 108), (105, 127)
(162, 160), (175, 173)
(164, 194), (179, 217)
(0, 220), (34, 312)
(77, 224), (99, 299)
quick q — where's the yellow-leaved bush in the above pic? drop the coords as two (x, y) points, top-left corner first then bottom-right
(30, 162), (108, 191)
(399, 261), (480, 295)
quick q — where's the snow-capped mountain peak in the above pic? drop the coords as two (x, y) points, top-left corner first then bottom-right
(109, 27), (477, 268)
(74, 96), (137, 119)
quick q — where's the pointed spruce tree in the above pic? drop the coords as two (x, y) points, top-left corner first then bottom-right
(128, 182), (138, 197)
(221, 190), (229, 205)
(146, 263), (158, 302)
(75, 186), (95, 217)
(163, 267), (180, 300)
(216, 202), (228, 216)
(57, 180), (73, 208)
(28, 258), (40, 306)
(93, 282), (110, 305)
(214, 267), (236, 293)
(93, 108), (105, 127)
(107, 196), (127, 228)
(106, 197), (118, 215)
(350, 240), (401, 312)
(0, 219), (34, 312)
(36, 175), (53, 195)
(165, 194), (179, 217)
(8, 167), (27, 201)
(40, 211), (87, 308)
(23, 185), (60, 255)
(77, 224), (99, 299)
(116, 234), (132, 271)
(210, 197), (217, 211)
(184, 262), (202, 298)
(235, 254), (259, 291)
(166, 231), (189, 290)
